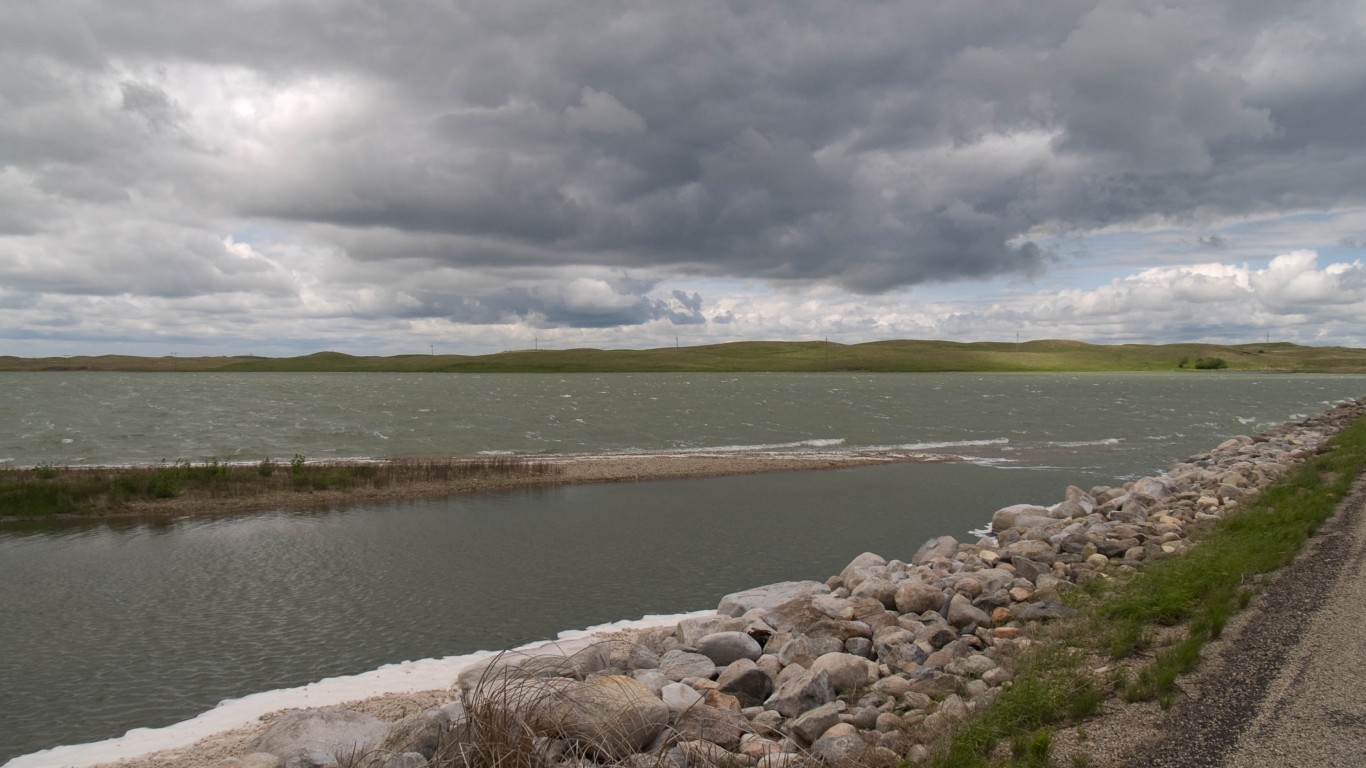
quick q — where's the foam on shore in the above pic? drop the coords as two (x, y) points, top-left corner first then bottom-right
(5, 610), (713, 768)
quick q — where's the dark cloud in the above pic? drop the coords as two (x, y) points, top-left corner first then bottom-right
(2, 0), (1364, 318)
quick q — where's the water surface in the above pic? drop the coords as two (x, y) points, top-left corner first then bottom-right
(1, 372), (1362, 762)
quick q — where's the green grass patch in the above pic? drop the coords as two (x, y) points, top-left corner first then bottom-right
(932, 412), (1366, 766)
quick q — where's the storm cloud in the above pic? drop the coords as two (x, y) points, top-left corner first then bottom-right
(2, 0), (1365, 352)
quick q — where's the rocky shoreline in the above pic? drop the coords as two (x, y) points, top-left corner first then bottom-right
(88, 397), (1366, 768)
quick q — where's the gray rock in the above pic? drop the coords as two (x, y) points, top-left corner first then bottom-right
(696, 631), (763, 666)
(718, 581), (831, 618)
(372, 709), (448, 760)
(626, 643), (662, 671)
(670, 740), (749, 768)
(631, 668), (670, 696)
(911, 535), (959, 565)
(1000, 539), (1056, 561)
(765, 668), (836, 718)
(247, 708), (387, 764)
(790, 701), (847, 745)
(843, 636), (872, 658)
(672, 704), (750, 751)
(893, 582), (944, 616)
(659, 650), (718, 681)
(838, 552), (889, 587)
(762, 600), (850, 639)
(776, 633), (844, 668)
(849, 577), (899, 609)
(1132, 476), (1173, 500)
(716, 658), (774, 707)
(809, 652), (878, 692)
(661, 681), (704, 711)
(946, 594), (990, 628)
(809, 732), (868, 765)
(677, 615), (751, 646)
(1010, 556), (1050, 583)
(542, 675), (670, 759)
(990, 504), (1052, 531)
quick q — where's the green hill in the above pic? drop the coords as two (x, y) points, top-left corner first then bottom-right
(3, 340), (1365, 373)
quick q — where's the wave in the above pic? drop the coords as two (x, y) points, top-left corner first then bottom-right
(6, 610), (712, 768)
(862, 438), (1010, 452)
(666, 438), (848, 453)
(1049, 438), (1122, 448)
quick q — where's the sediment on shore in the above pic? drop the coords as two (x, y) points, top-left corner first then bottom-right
(42, 397), (1363, 768)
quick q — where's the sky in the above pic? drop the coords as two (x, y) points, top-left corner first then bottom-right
(2, 0), (1365, 357)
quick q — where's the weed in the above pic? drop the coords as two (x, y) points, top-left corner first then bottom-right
(257, 457), (277, 477)
(1008, 729), (1052, 767)
(33, 462), (58, 480)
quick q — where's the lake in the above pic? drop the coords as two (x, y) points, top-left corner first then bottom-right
(1, 372), (1362, 763)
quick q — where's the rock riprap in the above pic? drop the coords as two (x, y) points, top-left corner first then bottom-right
(212, 398), (1366, 768)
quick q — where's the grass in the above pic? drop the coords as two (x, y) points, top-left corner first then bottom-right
(0, 456), (560, 519)
(931, 412), (1366, 766)
(3, 339), (1365, 373)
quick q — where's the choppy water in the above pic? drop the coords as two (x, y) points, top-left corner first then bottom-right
(3, 372), (1362, 476)
(1, 372), (1363, 764)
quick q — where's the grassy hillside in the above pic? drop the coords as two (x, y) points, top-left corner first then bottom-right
(3, 340), (1365, 373)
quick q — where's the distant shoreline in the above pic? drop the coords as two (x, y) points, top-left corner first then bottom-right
(0, 451), (954, 524)
(3, 339), (1365, 373)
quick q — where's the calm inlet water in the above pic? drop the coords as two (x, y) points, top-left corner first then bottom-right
(1, 373), (1363, 762)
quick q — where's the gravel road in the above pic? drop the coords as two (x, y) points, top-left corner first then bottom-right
(1125, 475), (1366, 767)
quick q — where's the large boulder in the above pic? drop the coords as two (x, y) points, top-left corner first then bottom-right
(696, 631), (763, 666)
(790, 701), (847, 745)
(838, 552), (889, 587)
(246, 708), (387, 764)
(849, 577), (899, 609)
(672, 703), (751, 751)
(659, 650), (717, 681)
(717, 581), (830, 618)
(911, 536), (959, 565)
(764, 668), (836, 718)
(894, 581), (946, 616)
(373, 709), (450, 759)
(541, 675), (670, 759)
(716, 658), (775, 707)
(990, 504), (1053, 532)
(677, 614), (751, 646)
(809, 652), (878, 692)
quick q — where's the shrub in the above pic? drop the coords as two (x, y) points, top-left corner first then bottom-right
(1194, 357), (1228, 370)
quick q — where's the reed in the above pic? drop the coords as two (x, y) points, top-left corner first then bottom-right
(0, 456), (561, 518)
